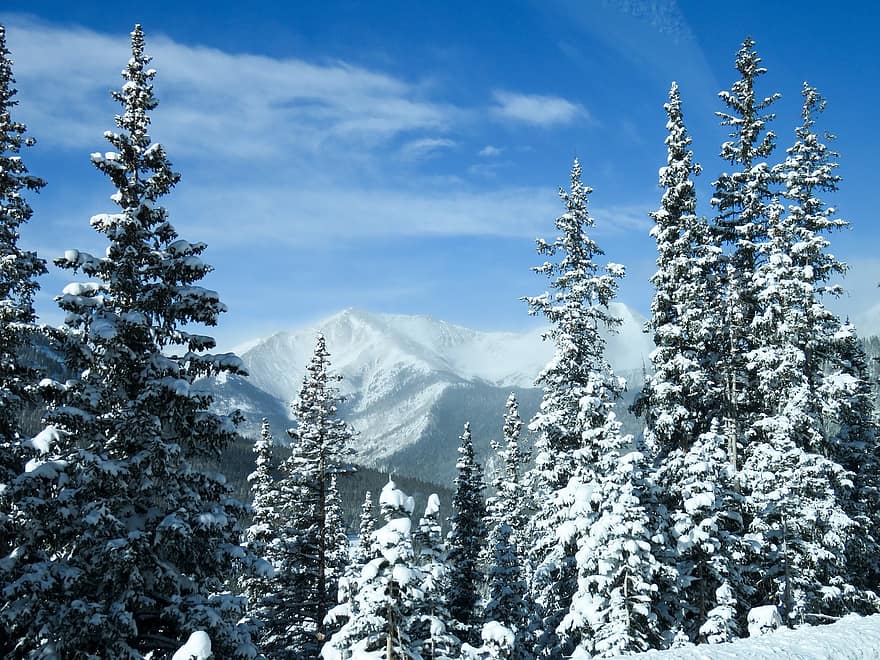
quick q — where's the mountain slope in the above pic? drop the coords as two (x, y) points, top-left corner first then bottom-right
(209, 306), (653, 485)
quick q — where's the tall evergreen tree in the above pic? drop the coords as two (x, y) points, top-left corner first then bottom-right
(482, 523), (532, 660)
(1, 25), (256, 658)
(637, 81), (743, 643)
(412, 494), (460, 660)
(0, 21), (47, 577)
(323, 480), (421, 660)
(354, 490), (377, 567)
(284, 333), (354, 656)
(523, 158), (626, 657)
(446, 422), (487, 643)
(711, 37), (781, 470)
(486, 394), (531, 565)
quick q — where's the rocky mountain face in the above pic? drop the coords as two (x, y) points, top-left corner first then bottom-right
(207, 306), (653, 485)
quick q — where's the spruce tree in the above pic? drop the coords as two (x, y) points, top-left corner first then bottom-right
(2, 25), (255, 658)
(0, 20), (47, 570)
(323, 480), (421, 660)
(446, 422), (487, 644)
(354, 490), (377, 567)
(482, 523), (532, 660)
(523, 158), (626, 657)
(711, 37), (781, 470)
(284, 333), (354, 656)
(412, 494), (460, 660)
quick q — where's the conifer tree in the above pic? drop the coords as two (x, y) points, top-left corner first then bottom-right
(284, 333), (354, 655)
(711, 37), (781, 469)
(0, 22), (47, 572)
(523, 158), (626, 657)
(323, 480), (421, 660)
(2, 25), (256, 658)
(486, 394), (531, 567)
(354, 490), (377, 567)
(242, 419), (283, 641)
(412, 494), (460, 660)
(326, 473), (350, 603)
(482, 523), (532, 660)
(447, 422), (487, 643)
(636, 81), (723, 454)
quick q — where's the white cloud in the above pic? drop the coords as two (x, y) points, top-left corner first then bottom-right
(399, 137), (456, 160)
(479, 145), (502, 157)
(490, 90), (587, 126)
(3, 15), (459, 162)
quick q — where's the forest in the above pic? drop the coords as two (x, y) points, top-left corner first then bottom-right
(1, 20), (879, 660)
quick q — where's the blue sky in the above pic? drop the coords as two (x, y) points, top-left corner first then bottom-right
(2, 1), (879, 350)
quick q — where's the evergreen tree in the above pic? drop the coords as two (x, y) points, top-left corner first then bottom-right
(284, 333), (354, 656)
(412, 494), (460, 660)
(482, 523), (532, 660)
(486, 394), (531, 569)
(242, 419), (282, 643)
(2, 25), (256, 658)
(446, 422), (487, 643)
(0, 21), (47, 581)
(326, 473), (350, 605)
(322, 480), (421, 660)
(523, 158), (626, 657)
(636, 81), (723, 455)
(711, 37), (781, 470)
(354, 490), (377, 567)
(565, 438), (663, 657)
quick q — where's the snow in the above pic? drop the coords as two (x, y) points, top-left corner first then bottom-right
(379, 479), (415, 515)
(231, 306), (651, 468)
(425, 493), (440, 517)
(171, 631), (212, 660)
(28, 426), (64, 454)
(748, 605), (783, 637)
(597, 614), (880, 659)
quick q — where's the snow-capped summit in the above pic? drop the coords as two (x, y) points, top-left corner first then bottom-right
(210, 306), (651, 484)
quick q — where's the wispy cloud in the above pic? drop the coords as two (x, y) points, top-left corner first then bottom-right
(479, 145), (502, 157)
(490, 90), (587, 126)
(3, 15), (459, 163)
(399, 137), (456, 160)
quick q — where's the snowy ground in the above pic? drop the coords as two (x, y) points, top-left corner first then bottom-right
(606, 615), (880, 659)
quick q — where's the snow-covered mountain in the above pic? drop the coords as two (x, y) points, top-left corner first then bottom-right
(209, 305), (653, 485)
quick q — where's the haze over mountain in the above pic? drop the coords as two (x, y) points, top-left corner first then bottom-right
(208, 305), (653, 484)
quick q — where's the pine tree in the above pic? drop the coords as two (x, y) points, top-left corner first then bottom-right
(486, 394), (531, 569)
(636, 81), (723, 455)
(283, 333), (354, 656)
(354, 490), (377, 567)
(482, 523), (532, 660)
(412, 494), (460, 660)
(564, 435), (663, 657)
(0, 22), (47, 584)
(523, 158), (626, 657)
(322, 480), (421, 660)
(711, 37), (781, 470)
(823, 325), (880, 598)
(446, 422), (487, 644)
(2, 25), (256, 658)
(326, 473), (351, 607)
(242, 419), (283, 642)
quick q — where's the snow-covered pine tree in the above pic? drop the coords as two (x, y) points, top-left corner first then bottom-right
(242, 419), (283, 641)
(322, 480), (421, 660)
(523, 158), (626, 657)
(659, 422), (744, 643)
(823, 324), (880, 600)
(355, 490), (377, 567)
(446, 422), (487, 644)
(564, 434), (663, 657)
(283, 333), (355, 656)
(636, 81), (723, 455)
(486, 394), (531, 573)
(636, 81), (743, 643)
(2, 25), (256, 658)
(482, 523), (532, 660)
(326, 473), (351, 607)
(711, 37), (781, 471)
(0, 21), (47, 573)
(412, 494), (460, 660)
